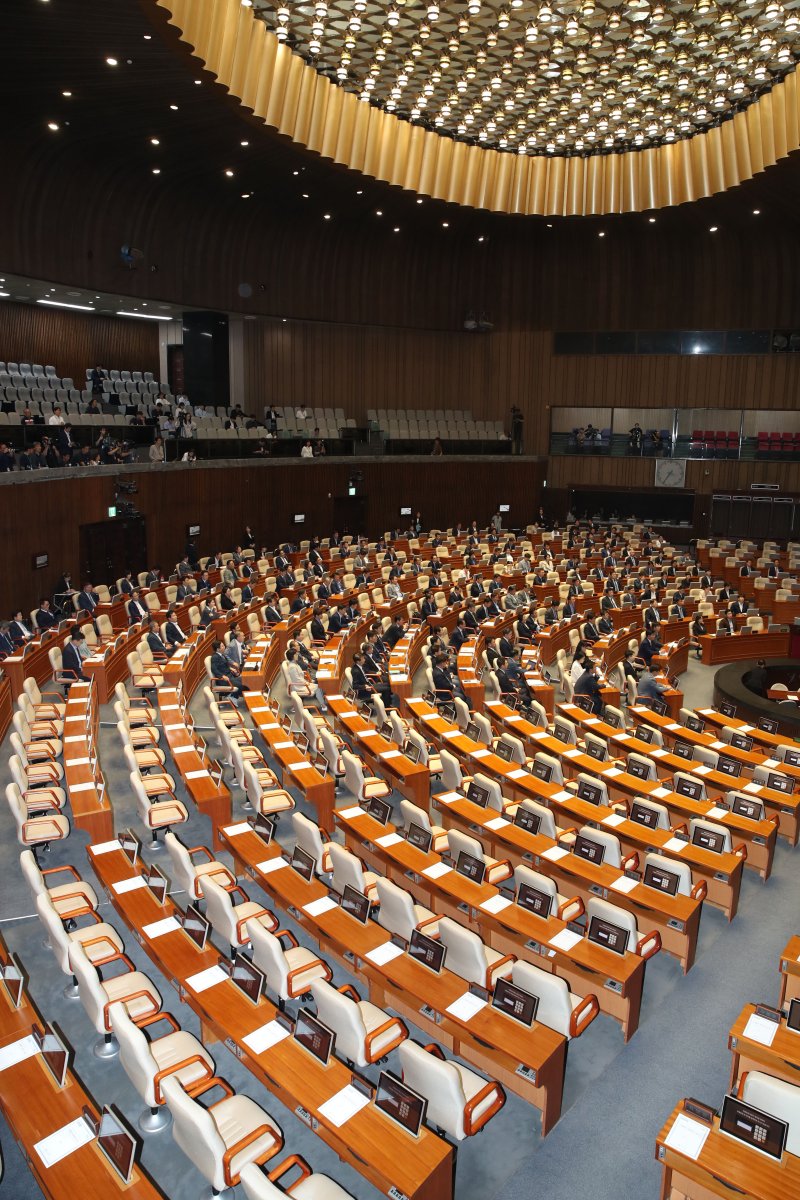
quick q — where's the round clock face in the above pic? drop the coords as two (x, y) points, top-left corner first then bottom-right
(656, 460), (685, 488)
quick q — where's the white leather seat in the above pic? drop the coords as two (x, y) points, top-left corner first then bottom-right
(18, 695), (64, 739)
(405, 728), (442, 775)
(440, 747), (467, 792)
(398, 1039), (505, 1140)
(740, 1071), (800, 1157)
(532, 751), (564, 786)
(399, 798), (448, 854)
(132, 772), (188, 845)
(630, 797), (670, 830)
(319, 727), (345, 785)
(23, 677), (66, 720)
(626, 752), (656, 782)
(586, 897), (660, 960)
(164, 832), (235, 900)
(513, 864), (583, 923)
(161, 1075), (283, 1193)
(199, 875), (277, 956)
(36, 891), (123, 997)
(643, 852), (706, 901)
(242, 760), (294, 818)
(12, 710), (62, 758)
(328, 842), (379, 904)
(437, 917), (514, 990)
(19, 848), (98, 918)
(8, 759), (66, 814)
(674, 770), (707, 802)
(241, 1159), (355, 1200)
(5, 781), (69, 851)
(310, 979), (407, 1067)
(68, 940), (162, 1058)
(470, 771), (507, 813)
(123, 745), (176, 800)
(342, 750), (391, 804)
(110, 1000), (215, 1132)
(374, 877), (439, 942)
(292, 812), (332, 875)
(249, 923), (331, 1005)
(689, 817), (732, 853)
(446, 828), (511, 885)
(511, 960), (599, 1039)
(505, 797), (558, 838)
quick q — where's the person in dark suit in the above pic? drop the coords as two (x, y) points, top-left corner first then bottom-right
(598, 613), (614, 636)
(276, 570), (294, 592)
(498, 632), (515, 659)
(127, 591), (148, 625)
(146, 619), (171, 659)
(263, 595), (282, 625)
(329, 573), (344, 596)
(199, 601), (218, 629)
(327, 606), (344, 634)
(196, 571), (212, 593)
(421, 591), (438, 619)
(643, 604), (661, 627)
(463, 603), (479, 630)
(164, 610), (186, 648)
(730, 598), (747, 616)
(717, 614), (735, 635)
(219, 586), (236, 612)
(600, 591), (617, 612)
(119, 573), (135, 596)
(290, 590), (309, 614)
(574, 662), (602, 715)
(385, 617), (407, 649)
(432, 653), (467, 704)
(240, 582), (254, 606)
(77, 583), (100, 613)
(9, 611), (34, 645)
(670, 601), (687, 619)
(175, 581), (191, 603)
(0, 624), (15, 657)
(210, 639), (245, 700)
(35, 599), (57, 630)
(739, 562), (751, 577)
(62, 631), (88, 683)
(582, 612), (599, 643)
(309, 610), (327, 643)
(767, 562), (779, 579)
(350, 654), (375, 703)
(638, 628), (661, 666)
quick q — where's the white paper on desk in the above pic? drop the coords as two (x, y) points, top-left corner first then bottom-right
(480, 893), (512, 914)
(185, 769), (210, 780)
(531, 730), (548, 740)
(257, 858), (287, 875)
(695, 765), (711, 776)
(339, 710), (358, 718)
(604, 767), (623, 777)
(699, 708), (715, 716)
(552, 790), (573, 802)
(651, 748), (667, 759)
(243, 1021), (291, 1055)
(358, 730), (380, 739)
(744, 782), (762, 794)
(422, 861), (452, 879)
(262, 722), (281, 731)
(380, 750), (402, 760)
(446, 992), (488, 1022)
(173, 744), (195, 755)
(338, 806), (366, 819)
(291, 761), (314, 771)
(602, 813), (626, 828)
(143, 916), (181, 939)
(0, 1035), (39, 1072)
(165, 723), (185, 732)
(706, 806), (727, 820)
(443, 731), (462, 741)
(274, 740), (295, 750)
(64, 715), (84, 722)
(438, 791), (462, 805)
(740, 724), (754, 733)
(486, 816), (510, 830)
(63, 735), (84, 744)
(34, 1117), (95, 1168)
(376, 833), (403, 848)
(584, 718), (600, 726)
(664, 1114), (711, 1161)
(70, 782), (96, 794)
(743, 1013), (779, 1047)
(652, 786), (671, 799)
(564, 748), (582, 759)
(250, 706), (270, 714)
(318, 1084), (370, 1128)
(366, 941), (405, 965)
(548, 929), (582, 952)
(303, 896), (338, 917)
(616, 732), (631, 742)
(611, 875), (638, 895)
(764, 758), (780, 769)
(666, 722), (681, 731)
(663, 837), (686, 853)
(542, 846), (568, 862)
(506, 715), (525, 724)
(389, 675), (407, 684)
(328, 694), (344, 702)
(710, 741), (725, 750)
(65, 757), (90, 767)
(91, 839), (121, 856)
(112, 876), (147, 895)
(473, 749), (491, 759)
(506, 768), (527, 780)
(186, 965), (228, 993)
(223, 822), (252, 837)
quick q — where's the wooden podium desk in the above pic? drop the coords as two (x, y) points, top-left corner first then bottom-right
(655, 1101), (800, 1200)
(728, 1004), (800, 1093)
(217, 826), (567, 1133)
(61, 681), (114, 842)
(327, 694), (430, 811)
(779, 937), (800, 1007)
(699, 629), (791, 665)
(244, 695), (335, 830)
(89, 840), (454, 1200)
(332, 807), (647, 1038)
(0, 933), (164, 1200)
(157, 687), (232, 849)
(652, 639), (690, 681)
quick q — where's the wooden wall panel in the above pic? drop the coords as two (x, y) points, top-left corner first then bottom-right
(0, 302), (159, 386)
(3, 458), (544, 616)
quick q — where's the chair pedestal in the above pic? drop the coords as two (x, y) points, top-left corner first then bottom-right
(63, 976), (80, 1000)
(93, 1032), (120, 1059)
(139, 1104), (172, 1134)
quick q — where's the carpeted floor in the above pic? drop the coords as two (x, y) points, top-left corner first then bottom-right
(1, 652), (797, 1199)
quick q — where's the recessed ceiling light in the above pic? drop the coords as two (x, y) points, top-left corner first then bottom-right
(356, 189), (363, 195)
(0, 293), (9, 299)
(293, 170), (299, 176)
(648, 217), (656, 223)
(240, 140), (249, 146)
(302, 193), (309, 198)
(241, 193), (251, 199)
(323, 213), (332, 220)
(152, 167), (161, 174)
(224, 169), (234, 177)
(105, 57), (118, 66)
(194, 79), (202, 85)
(116, 311), (172, 321)
(376, 210), (383, 216)
(546, 223), (553, 228)
(442, 221), (449, 227)
(709, 225), (718, 232)
(47, 122), (59, 131)
(416, 198), (423, 204)
(752, 208), (761, 215)
(478, 236), (484, 242)
(150, 137), (160, 145)
(62, 90), (72, 97)
(393, 226), (400, 232)
(598, 231), (605, 238)
(170, 104), (178, 110)
(37, 299), (95, 311)
(282, 318), (287, 323)
(143, 34), (151, 40)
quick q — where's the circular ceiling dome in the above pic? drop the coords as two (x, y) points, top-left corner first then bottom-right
(250, 0), (800, 155)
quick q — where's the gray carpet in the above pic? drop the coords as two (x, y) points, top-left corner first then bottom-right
(0, 652), (797, 1199)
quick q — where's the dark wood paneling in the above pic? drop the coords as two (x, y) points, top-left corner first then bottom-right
(3, 458), (544, 616)
(0, 302), (159, 386)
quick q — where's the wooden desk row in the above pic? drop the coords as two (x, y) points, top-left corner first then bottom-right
(156, 686), (232, 851)
(61, 679), (114, 843)
(327, 694), (431, 812)
(244, 694), (335, 830)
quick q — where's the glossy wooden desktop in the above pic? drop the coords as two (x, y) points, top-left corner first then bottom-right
(244, 695), (335, 830)
(157, 686), (232, 849)
(61, 681), (114, 842)
(779, 936), (800, 1007)
(728, 1004), (800, 1093)
(699, 629), (791, 665)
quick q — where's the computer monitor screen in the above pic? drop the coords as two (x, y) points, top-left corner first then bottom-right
(293, 514), (305, 525)
(553, 721), (575, 745)
(574, 695), (594, 714)
(495, 741), (514, 762)
(403, 742), (422, 765)
(230, 956), (265, 1005)
(380, 721), (394, 742)
(182, 904), (210, 950)
(33, 1023), (69, 1089)
(586, 740), (607, 762)
(492, 978), (538, 1027)
(341, 883), (371, 924)
(676, 777), (702, 800)
(673, 741), (693, 760)
(691, 825), (726, 853)
(628, 759), (651, 781)
(467, 782), (490, 808)
(408, 928), (446, 974)
(768, 772), (793, 794)
(146, 864), (168, 906)
(731, 733), (754, 753)
(440, 703), (456, 723)
(717, 756), (741, 778)
(636, 724), (655, 745)
(574, 834), (605, 866)
(1, 953), (24, 1008)
(604, 709), (621, 729)
(758, 717), (779, 734)
(296, 733), (310, 756)
(375, 1070), (427, 1138)
(532, 760), (553, 783)
(787, 998), (800, 1033)
(406, 822), (432, 853)
(251, 813), (276, 844)
(731, 794), (764, 822)
(643, 862), (680, 896)
(293, 1010), (335, 1066)
(514, 806), (542, 835)
(456, 851), (486, 885)
(97, 1106), (138, 1184)
(630, 801), (659, 829)
(499, 504), (510, 514)
(290, 845), (316, 881)
(366, 796), (392, 825)
(719, 1094), (787, 1161)
(685, 715), (705, 734)
(587, 915), (628, 955)
(650, 698), (669, 716)
(465, 721), (480, 742)
(577, 779), (603, 806)
(718, 701), (737, 719)
(784, 748), (800, 769)
(399, 507), (412, 517)
(516, 882), (551, 918)
(119, 829), (140, 868)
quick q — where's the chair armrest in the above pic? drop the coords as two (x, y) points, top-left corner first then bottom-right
(569, 993), (600, 1038)
(25, 794), (61, 812)
(89, 946), (134, 970)
(189, 845), (214, 862)
(636, 930), (662, 960)
(275, 929), (299, 949)
(690, 879), (708, 902)
(556, 895), (585, 922)
(489, 859), (513, 884)
(228, 885), (249, 905)
(671, 822), (688, 836)
(464, 1080), (506, 1135)
(136, 1011), (180, 1034)
(364, 1015), (407, 1058)
(416, 913), (441, 936)
(287, 955), (330, 995)
(621, 851), (639, 873)
(423, 1042), (446, 1060)
(237, 908), (272, 944)
(103, 988), (159, 1030)
(337, 983), (360, 1002)
(153, 1054), (214, 1105)
(267, 1155), (313, 1189)
(197, 1076), (235, 1102)
(557, 826), (578, 844)
(24, 741), (57, 758)
(734, 841), (748, 861)
(222, 1124), (282, 1187)
(485, 953), (516, 990)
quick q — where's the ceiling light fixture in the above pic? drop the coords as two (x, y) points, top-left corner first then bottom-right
(47, 122), (59, 131)
(116, 311), (173, 320)
(37, 299), (95, 311)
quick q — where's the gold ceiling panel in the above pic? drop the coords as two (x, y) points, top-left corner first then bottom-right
(156, 0), (800, 213)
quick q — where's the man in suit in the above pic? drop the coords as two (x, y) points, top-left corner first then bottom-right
(670, 600), (687, 619)
(177, 556), (193, 578)
(196, 571), (212, 593)
(582, 611), (599, 644)
(421, 590), (438, 619)
(35, 599), (57, 630)
(469, 576), (484, 599)
(638, 627), (662, 667)
(290, 590), (309, 615)
(217, 586), (235, 612)
(0, 624), (15, 657)
(598, 612), (614, 636)
(386, 578), (403, 602)
(175, 581), (191, 603)
(263, 595), (282, 625)
(767, 562), (780, 579)
(127, 590), (148, 625)
(739, 562), (751, 578)
(574, 661), (603, 715)
(432, 652), (467, 704)
(730, 598), (748, 616)
(310, 610), (327, 643)
(225, 629), (246, 669)
(385, 616), (407, 649)
(61, 630), (89, 682)
(119, 572), (135, 596)
(643, 603), (661, 627)
(220, 561), (237, 588)
(77, 582), (99, 614)
(448, 582), (464, 605)
(637, 668), (668, 704)
(600, 590), (617, 612)
(462, 602), (479, 630)
(274, 548), (290, 572)
(240, 582), (254, 606)
(498, 631), (515, 659)
(329, 573), (345, 595)
(147, 619), (171, 659)
(210, 638), (245, 700)
(327, 605), (344, 634)
(276, 570), (294, 592)
(164, 609), (186, 649)
(9, 611), (34, 645)
(199, 600), (218, 629)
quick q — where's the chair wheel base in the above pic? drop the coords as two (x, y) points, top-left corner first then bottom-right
(139, 1105), (172, 1134)
(93, 1034), (120, 1059)
(63, 980), (80, 1000)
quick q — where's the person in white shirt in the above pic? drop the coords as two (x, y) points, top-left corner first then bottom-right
(300, 440), (314, 458)
(48, 406), (65, 426)
(285, 649), (326, 709)
(295, 404), (308, 420)
(571, 652), (590, 684)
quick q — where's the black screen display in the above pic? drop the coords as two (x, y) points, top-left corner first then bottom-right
(691, 825), (726, 853)
(577, 779), (603, 805)
(630, 801), (659, 829)
(643, 862), (680, 895)
(408, 928), (445, 973)
(676, 777), (702, 800)
(456, 851), (486, 885)
(717, 756), (742, 778)
(230, 957), (265, 1005)
(719, 1095), (787, 1161)
(467, 782), (491, 808)
(516, 882), (551, 918)
(375, 1071), (427, 1137)
(341, 883), (371, 924)
(492, 978), (538, 1026)
(406, 822), (433, 853)
(290, 845), (316, 881)
(574, 834), (605, 866)
(182, 904), (210, 949)
(294, 1010), (335, 1065)
(532, 760), (553, 783)
(628, 758), (652, 781)
(514, 807), (542, 835)
(587, 915), (627, 955)
(367, 796), (392, 825)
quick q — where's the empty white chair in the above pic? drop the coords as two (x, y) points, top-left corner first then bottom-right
(398, 1039), (505, 1140)
(446, 828), (512, 885)
(5, 781), (69, 854)
(249, 923), (331, 1007)
(291, 812), (332, 875)
(109, 1000), (215, 1133)
(513, 863), (584, 922)
(399, 798), (448, 853)
(532, 751), (564, 786)
(341, 750), (391, 805)
(437, 917), (514, 990)
(199, 875), (277, 957)
(68, 939), (162, 1058)
(739, 1072), (800, 1157)
(36, 891), (123, 999)
(511, 960), (599, 1039)
(132, 772), (188, 846)
(571, 828), (633, 872)
(626, 752), (656, 782)
(310, 979), (407, 1067)
(328, 842), (379, 903)
(689, 817), (734, 853)
(164, 832), (235, 900)
(240, 1159), (355, 1200)
(161, 1075), (283, 1195)
(19, 848), (97, 919)
(23, 677), (65, 720)
(643, 852), (707, 901)
(375, 877), (439, 942)
(585, 897), (660, 960)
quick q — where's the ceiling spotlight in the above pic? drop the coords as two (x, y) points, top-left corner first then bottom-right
(224, 169), (234, 177)
(150, 137), (160, 145)
(393, 226), (400, 232)
(152, 167), (161, 174)
(376, 209), (383, 216)
(47, 121), (59, 131)
(241, 193), (251, 198)
(62, 90), (72, 97)
(442, 221), (449, 227)
(752, 208), (761, 215)
(105, 57), (118, 66)
(598, 230), (605, 237)
(323, 213), (332, 219)
(170, 104), (178, 110)
(709, 225), (718, 232)
(240, 140), (249, 146)
(648, 217), (656, 223)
